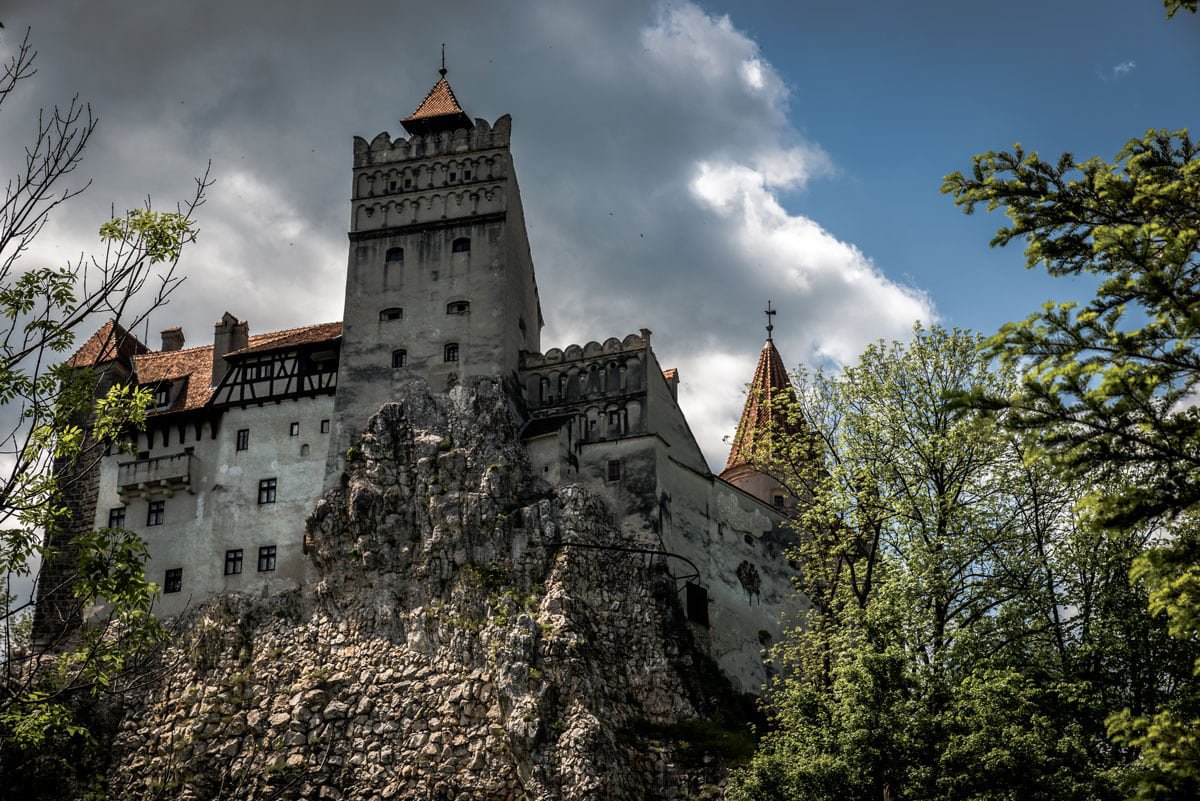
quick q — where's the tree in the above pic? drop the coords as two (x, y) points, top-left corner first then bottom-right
(940, 7), (1200, 789)
(0, 27), (207, 773)
(729, 326), (1193, 801)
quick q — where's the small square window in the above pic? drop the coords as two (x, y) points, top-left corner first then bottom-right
(108, 507), (126, 528)
(164, 568), (182, 594)
(236, 429), (249, 451)
(464, 170), (472, 180)
(258, 545), (277, 572)
(607, 459), (621, 482)
(258, 478), (277, 505)
(289, 422), (300, 436)
(392, 349), (407, 368)
(147, 500), (165, 526)
(320, 419), (330, 434)
(773, 494), (786, 508)
(225, 549), (243, 576)
(444, 343), (459, 363)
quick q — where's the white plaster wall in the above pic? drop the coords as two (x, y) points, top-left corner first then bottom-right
(94, 395), (334, 618)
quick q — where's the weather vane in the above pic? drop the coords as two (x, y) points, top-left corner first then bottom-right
(764, 300), (776, 340)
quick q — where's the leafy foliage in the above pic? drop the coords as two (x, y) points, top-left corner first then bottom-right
(0, 27), (207, 782)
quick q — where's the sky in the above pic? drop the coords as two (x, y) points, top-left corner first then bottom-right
(0, 0), (1197, 472)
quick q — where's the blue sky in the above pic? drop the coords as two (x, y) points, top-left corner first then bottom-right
(715, 0), (1200, 335)
(0, 0), (1197, 469)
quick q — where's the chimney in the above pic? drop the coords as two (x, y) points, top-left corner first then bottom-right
(160, 326), (185, 352)
(211, 312), (249, 387)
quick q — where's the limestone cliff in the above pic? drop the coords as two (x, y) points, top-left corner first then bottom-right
(106, 380), (752, 800)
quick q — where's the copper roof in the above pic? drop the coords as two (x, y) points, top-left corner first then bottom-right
(125, 321), (342, 413)
(721, 338), (800, 474)
(66, 320), (149, 368)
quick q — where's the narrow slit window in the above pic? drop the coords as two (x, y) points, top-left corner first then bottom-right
(236, 428), (249, 451)
(607, 459), (621, 482)
(451, 237), (470, 253)
(289, 422), (300, 437)
(320, 419), (330, 434)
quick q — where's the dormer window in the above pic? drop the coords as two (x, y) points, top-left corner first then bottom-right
(451, 238), (470, 253)
(154, 385), (171, 408)
(444, 343), (459, 362)
(380, 307), (403, 321)
(446, 300), (470, 315)
(385, 247), (404, 264)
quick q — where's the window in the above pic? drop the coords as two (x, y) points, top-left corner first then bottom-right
(392, 349), (407, 368)
(446, 300), (470, 315)
(607, 459), (621, 482)
(609, 411), (620, 426)
(164, 568), (182, 594)
(451, 237), (470, 253)
(154, 385), (171, 407)
(773, 494), (785, 509)
(289, 422), (300, 436)
(403, 178), (412, 189)
(448, 171), (456, 182)
(225, 549), (243, 576)
(258, 545), (277, 572)
(444, 343), (459, 362)
(320, 419), (330, 434)
(236, 428), (249, 451)
(107, 507), (126, 528)
(147, 500), (165, 526)
(380, 307), (402, 321)
(385, 247), (404, 263)
(388, 180), (396, 191)
(464, 169), (472, 180)
(685, 582), (710, 627)
(258, 478), (277, 505)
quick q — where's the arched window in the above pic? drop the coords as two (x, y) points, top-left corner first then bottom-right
(446, 300), (470, 315)
(379, 307), (402, 321)
(385, 247), (404, 263)
(391, 349), (407, 368)
(451, 237), (471, 253)
(444, 343), (459, 362)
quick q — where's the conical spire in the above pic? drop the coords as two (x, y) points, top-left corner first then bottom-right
(721, 302), (800, 475)
(401, 48), (474, 136)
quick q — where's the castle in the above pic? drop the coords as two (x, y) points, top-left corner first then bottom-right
(37, 67), (804, 693)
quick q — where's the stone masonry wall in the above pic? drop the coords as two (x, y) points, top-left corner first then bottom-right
(105, 379), (749, 800)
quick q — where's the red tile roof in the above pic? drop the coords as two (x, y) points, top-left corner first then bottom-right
(404, 75), (467, 122)
(721, 338), (800, 475)
(66, 320), (149, 368)
(132, 321), (342, 413)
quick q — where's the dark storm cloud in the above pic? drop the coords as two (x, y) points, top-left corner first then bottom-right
(0, 0), (932, 467)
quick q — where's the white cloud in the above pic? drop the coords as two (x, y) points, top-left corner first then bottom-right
(1113, 60), (1136, 78)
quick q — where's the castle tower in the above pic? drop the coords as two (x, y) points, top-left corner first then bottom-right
(719, 303), (802, 509)
(328, 62), (543, 476)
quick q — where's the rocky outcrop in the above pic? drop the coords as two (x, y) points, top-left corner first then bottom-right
(107, 380), (749, 800)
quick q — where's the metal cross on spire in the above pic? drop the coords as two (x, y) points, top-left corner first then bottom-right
(764, 300), (776, 340)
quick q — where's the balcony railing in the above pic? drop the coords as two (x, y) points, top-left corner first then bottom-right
(117, 451), (194, 501)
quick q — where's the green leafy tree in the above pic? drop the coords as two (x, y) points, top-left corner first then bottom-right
(0, 27), (207, 780)
(730, 327), (1190, 801)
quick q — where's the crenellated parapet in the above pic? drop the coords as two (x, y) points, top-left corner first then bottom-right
(520, 330), (653, 441)
(352, 115), (511, 168)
